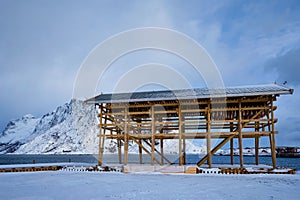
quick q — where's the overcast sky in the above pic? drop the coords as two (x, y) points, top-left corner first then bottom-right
(1, 0), (300, 146)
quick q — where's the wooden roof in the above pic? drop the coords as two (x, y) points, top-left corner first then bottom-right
(85, 84), (293, 104)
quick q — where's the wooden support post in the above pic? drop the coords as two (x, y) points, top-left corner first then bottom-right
(138, 124), (142, 164)
(124, 106), (129, 165)
(183, 106), (187, 165)
(206, 101), (212, 168)
(182, 105), (186, 165)
(255, 121), (259, 165)
(139, 139), (143, 164)
(101, 107), (107, 161)
(98, 104), (104, 166)
(117, 136), (122, 164)
(255, 136), (259, 165)
(178, 104), (184, 166)
(183, 135), (186, 165)
(238, 99), (244, 168)
(270, 133), (276, 168)
(151, 106), (155, 166)
(230, 122), (234, 165)
(270, 98), (277, 168)
(160, 138), (164, 165)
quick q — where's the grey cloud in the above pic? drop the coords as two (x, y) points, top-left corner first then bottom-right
(264, 48), (300, 86)
(0, 0), (175, 132)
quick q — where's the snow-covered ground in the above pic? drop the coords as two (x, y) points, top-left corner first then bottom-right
(0, 171), (299, 200)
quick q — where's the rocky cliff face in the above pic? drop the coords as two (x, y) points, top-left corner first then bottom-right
(0, 100), (99, 154)
(0, 100), (205, 154)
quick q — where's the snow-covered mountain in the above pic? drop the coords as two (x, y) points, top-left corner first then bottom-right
(0, 100), (99, 154)
(0, 100), (206, 154)
(0, 114), (39, 153)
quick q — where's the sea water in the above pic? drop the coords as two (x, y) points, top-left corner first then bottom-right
(0, 154), (299, 170)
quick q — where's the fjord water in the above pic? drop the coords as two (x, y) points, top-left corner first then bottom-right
(0, 154), (299, 170)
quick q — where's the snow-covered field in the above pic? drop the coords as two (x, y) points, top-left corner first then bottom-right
(0, 171), (299, 200)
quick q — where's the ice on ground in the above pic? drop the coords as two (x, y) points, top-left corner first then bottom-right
(0, 171), (299, 200)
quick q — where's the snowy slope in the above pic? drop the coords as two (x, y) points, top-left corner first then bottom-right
(0, 100), (205, 154)
(0, 100), (99, 154)
(0, 114), (39, 153)
(14, 100), (99, 154)
(0, 171), (299, 200)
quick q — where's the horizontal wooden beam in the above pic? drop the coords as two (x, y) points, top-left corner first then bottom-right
(102, 106), (275, 116)
(104, 131), (277, 140)
(104, 97), (273, 109)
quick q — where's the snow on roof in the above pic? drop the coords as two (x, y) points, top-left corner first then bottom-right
(85, 84), (293, 104)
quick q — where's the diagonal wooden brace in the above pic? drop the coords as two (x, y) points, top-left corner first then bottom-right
(130, 137), (162, 165)
(143, 140), (172, 164)
(197, 134), (235, 166)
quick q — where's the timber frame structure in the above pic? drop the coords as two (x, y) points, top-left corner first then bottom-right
(85, 84), (293, 168)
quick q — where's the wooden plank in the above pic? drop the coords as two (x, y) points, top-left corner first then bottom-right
(238, 99), (244, 168)
(98, 104), (104, 166)
(103, 106), (273, 117)
(178, 104), (183, 165)
(180, 103), (187, 165)
(139, 139), (143, 164)
(230, 122), (234, 165)
(255, 121), (259, 165)
(206, 102), (212, 168)
(270, 133), (276, 168)
(117, 137), (122, 164)
(270, 98), (277, 168)
(101, 108), (108, 152)
(255, 136), (259, 165)
(151, 106), (155, 166)
(106, 97), (271, 109)
(156, 124), (274, 131)
(160, 138), (164, 165)
(105, 110), (178, 116)
(207, 118), (276, 123)
(124, 107), (129, 165)
(138, 122), (142, 164)
(183, 135), (186, 165)
(106, 131), (276, 140)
